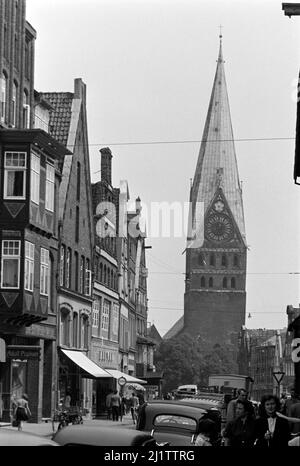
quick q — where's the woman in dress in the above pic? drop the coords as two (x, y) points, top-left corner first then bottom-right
(254, 394), (290, 447)
(15, 393), (31, 431)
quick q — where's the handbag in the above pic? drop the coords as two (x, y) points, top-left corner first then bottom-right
(12, 419), (18, 427)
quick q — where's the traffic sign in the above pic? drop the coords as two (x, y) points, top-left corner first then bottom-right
(118, 376), (126, 386)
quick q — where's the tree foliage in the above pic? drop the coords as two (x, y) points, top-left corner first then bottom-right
(154, 333), (237, 394)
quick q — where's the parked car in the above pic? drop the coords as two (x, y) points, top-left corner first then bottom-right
(52, 424), (159, 446)
(177, 397), (224, 431)
(136, 400), (209, 446)
(0, 428), (59, 446)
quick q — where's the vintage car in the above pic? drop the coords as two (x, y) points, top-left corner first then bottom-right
(0, 428), (59, 446)
(136, 400), (209, 446)
(177, 397), (224, 430)
(52, 424), (158, 446)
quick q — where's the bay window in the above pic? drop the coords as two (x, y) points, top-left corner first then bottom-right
(30, 153), (40, 204)
(1, 240), (20, 288)
(24, 241), (34, 292)
(4, 152), (26, 199)
(40, 248), (50, 296)
(45, 161), (55, 211)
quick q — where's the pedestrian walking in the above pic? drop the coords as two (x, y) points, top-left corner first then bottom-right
(15, 393), (31, 431)
(130, 392), (139, 424)
(254, 394), (290, 447)
(63, 391), (71, 411)
(110, 390), (121, 422)
(105, 390), (113, 420)
(222, 399), (256, 447)
(282, 386), (298, 417)
(226, 389), (248, 423)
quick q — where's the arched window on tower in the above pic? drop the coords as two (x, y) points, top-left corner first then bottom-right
(223, 277), (227, 289)
(221, 254), (228, 267)
(200, 276), (206, 288)
(233, 254), (239, 268)
(209, 253), (215, 266)
(198, 253), (205, 267)
(100, 262), (103, 283)
(231, 277), (236, 289)
(209, 277), (213, 288)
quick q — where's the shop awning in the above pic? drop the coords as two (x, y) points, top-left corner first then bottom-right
(105, 369), (147, 384)
(61, 349), (111, 379)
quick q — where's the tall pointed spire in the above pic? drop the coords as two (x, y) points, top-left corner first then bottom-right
(191, 36), (246, 242)
(218, 27), (224, 63)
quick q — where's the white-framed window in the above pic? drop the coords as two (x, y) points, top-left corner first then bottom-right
(30, 153), (40, 204)
(85, 269), (91, 296)
(12, 82), (17, 127)
(1, 240), (20, 289)
(92, 299), (100, 328)
(1, 73), (7, 123)
(23, 90), (30, 129)
(80, 314), (88, 349)
(24, 241), (34, 292)
(45, 161), (55, 211)
(4, 152), (26, 199)
(100, 300), (110, 339)
(40, 248), (50, 296)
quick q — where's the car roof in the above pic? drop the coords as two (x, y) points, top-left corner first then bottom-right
(52, 424), (156, 446)
(178, 398), (223, 409)
(142, 401), (207, 416)
(0, 429), (59, 446)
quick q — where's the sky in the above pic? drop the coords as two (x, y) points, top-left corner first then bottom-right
(26, 0), (300, 337)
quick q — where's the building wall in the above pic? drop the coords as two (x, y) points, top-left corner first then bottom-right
(184, 290), (246, 346)
(0, 0), (35, 129)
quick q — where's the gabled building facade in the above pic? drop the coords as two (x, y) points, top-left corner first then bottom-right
(0, 0), (70, 423)
(0, 129), (69, 422)
(0, 0), (35, 130)
(39, 79), (95, 416)
(91, 147), (120, 416)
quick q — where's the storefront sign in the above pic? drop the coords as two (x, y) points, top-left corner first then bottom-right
(6, 345), (41, 360)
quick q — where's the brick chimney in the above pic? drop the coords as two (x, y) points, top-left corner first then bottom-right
(100, 147), (112, 185)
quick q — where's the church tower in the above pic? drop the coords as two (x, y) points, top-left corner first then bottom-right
(184, 36), (247, 348)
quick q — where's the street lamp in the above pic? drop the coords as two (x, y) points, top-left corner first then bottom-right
(272, 370), (285, 397)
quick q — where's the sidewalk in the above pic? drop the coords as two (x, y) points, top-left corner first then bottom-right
(1, 412), (135, 438)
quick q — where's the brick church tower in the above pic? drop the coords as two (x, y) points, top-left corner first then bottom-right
(183, 36), (247, 349)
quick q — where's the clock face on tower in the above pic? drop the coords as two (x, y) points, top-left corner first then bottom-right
(205, 214), (234, 242)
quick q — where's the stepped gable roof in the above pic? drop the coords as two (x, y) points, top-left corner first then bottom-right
(39, 92), (73, 147)
(191, 37), (246, 241)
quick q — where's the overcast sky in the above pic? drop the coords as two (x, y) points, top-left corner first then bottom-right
(27, 0), (300, 337)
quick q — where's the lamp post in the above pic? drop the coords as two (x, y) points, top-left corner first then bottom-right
(272, 370), (285, 398)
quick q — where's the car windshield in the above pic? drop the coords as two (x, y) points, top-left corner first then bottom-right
(154, 415), (197, 431)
